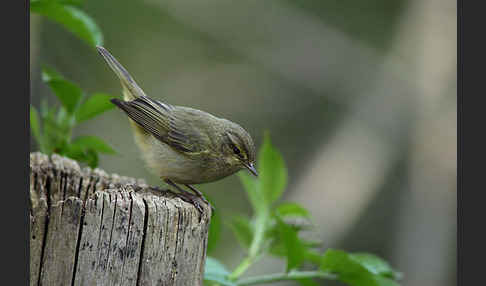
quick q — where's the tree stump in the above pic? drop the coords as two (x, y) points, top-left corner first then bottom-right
(29, 152), (211, 286)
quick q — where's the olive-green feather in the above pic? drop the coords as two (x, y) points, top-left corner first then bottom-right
(111, 96), (207, 153)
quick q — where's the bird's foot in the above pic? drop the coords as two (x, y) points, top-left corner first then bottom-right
(163, 179), (210, 217)
(184, 184), (215, 214)
(175, 192), (205, 214)
(151, 185), (205, 216)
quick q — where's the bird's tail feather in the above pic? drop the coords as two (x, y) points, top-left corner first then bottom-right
(96, 45), (145, 101)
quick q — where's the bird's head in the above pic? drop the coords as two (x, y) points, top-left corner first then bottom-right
(222, 123), (258, 177)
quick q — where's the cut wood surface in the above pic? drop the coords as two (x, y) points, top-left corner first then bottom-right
(29, 152), (211, 286)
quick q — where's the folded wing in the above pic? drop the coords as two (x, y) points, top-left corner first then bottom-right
(111, 96), (206, 153)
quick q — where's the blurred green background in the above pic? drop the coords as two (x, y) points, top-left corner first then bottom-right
(30, 0), (456, 285)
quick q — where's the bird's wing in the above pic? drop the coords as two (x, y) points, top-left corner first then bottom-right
(111, 96), (207, 153)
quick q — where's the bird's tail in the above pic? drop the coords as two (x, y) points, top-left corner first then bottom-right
(96, 45), (145, 101)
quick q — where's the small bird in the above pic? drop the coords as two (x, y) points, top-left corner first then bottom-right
(96, 46), (258, 213)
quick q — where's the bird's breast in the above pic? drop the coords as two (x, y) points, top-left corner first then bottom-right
(139, 135), (240, 184)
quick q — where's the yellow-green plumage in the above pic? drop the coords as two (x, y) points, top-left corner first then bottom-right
(96, 46), (257, 186)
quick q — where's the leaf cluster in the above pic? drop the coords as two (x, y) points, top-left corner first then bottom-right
(30, 68), (116, 167)
(30, 0), (115, 168)
(204, 133), (402, 286)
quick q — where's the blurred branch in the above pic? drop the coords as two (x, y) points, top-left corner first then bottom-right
(389, 0), (456, 285)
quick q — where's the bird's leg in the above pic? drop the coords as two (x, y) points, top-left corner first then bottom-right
(184, 184), (208, 204)
(164, 179), (204, 214)
(184, 184), (214, 212)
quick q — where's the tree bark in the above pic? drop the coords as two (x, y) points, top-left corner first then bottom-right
(29, 152), (211, 286)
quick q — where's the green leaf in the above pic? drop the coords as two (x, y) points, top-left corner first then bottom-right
(267, 209), (314, 261)
(80, 148), (99, 168)
(228, 215), (253, 249)
(62, 143), (99, 168)
(42, 107), (70, 154)
(276, 202), (310, 218)
(207, 199), (221, 254)
(269, 238), (323, 266)
(41, 66), (64, 81)
(205, 257), (230, 276)
(30, 105), (42, 146)
(276, 217), (307, 272)
(321, 249), (377, 286)
(320, 249), (400, 286)
(75, 93), (115, 122)
(71, 135), (116, 154)
(59, 0), (85, 6)
(269, 239), (287, 257)
(204, 257), (236, 286)
(304, 249), (324, 265)
(56, 106), (76, 128)
(30, 2), (103, 47)
(258, 132), (287, 205)
(238, 172), (265, 214)
(64, 135), (115, 167)
(238, 170), (258, 194)
(31, 0), (84, 6)
(42, 67), (84, 113)
(350, 253), (402, 280)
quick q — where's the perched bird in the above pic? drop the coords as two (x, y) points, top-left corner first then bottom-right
(96, 46), (258, 213)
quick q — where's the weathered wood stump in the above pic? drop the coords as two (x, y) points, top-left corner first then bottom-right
(29, 152), (211, 286)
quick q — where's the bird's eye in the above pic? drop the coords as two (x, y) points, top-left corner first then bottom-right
(231, 144), (244, 158)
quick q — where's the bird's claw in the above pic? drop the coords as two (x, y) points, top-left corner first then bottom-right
(151, 186), (205, 215)
(175, 193), (206, 220)
(190, 193), (215, 215)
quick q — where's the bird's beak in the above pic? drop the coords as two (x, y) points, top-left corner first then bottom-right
(245, 162), (259, 177)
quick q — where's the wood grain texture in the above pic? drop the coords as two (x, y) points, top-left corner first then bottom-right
(29, 152), (211, 286)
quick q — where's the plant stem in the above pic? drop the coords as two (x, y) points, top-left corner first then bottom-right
(229, 210), (268, 280)
(248, 210), (267, 257)
(236, 271), (337, 285)
(230, 257), (253, 280)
